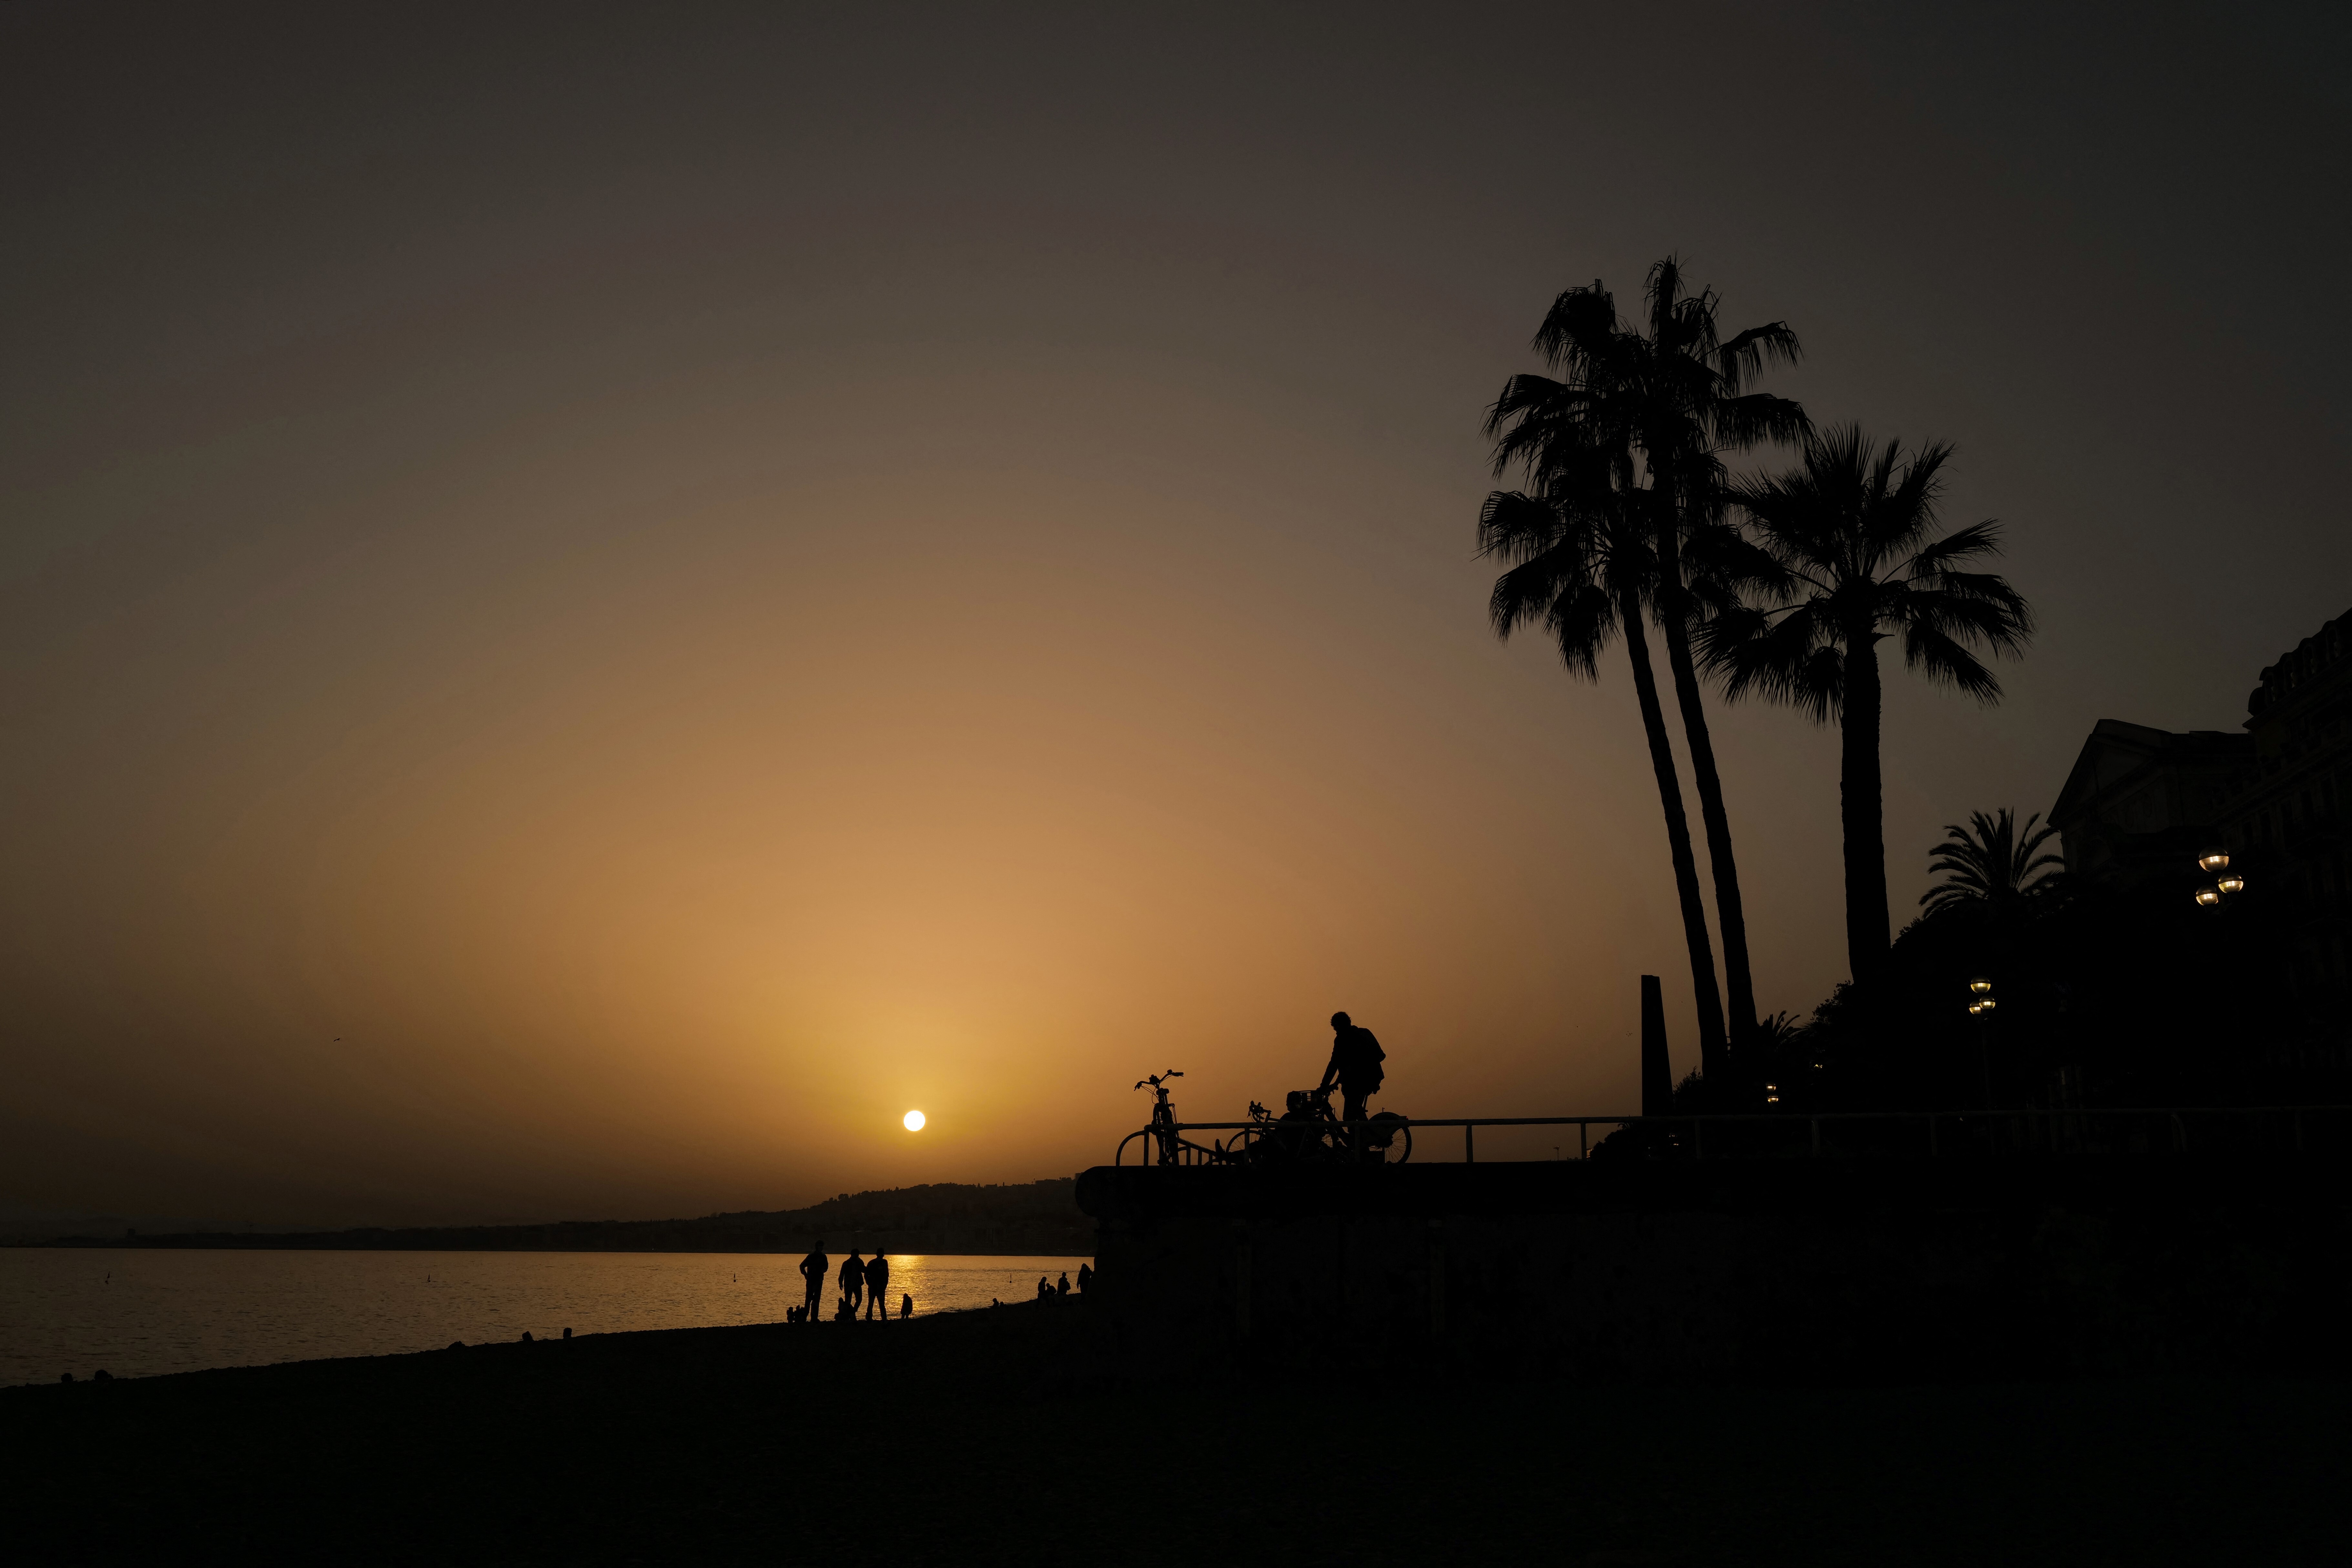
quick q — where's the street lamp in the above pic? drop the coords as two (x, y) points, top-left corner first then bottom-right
(2193, 850), (2247, 907)
(1966, 977), (1996, 1107)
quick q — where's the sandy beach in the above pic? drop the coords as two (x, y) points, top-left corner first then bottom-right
(5, 1296), (2346, 1565)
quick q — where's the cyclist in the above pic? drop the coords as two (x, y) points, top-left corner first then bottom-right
(1320, 1011), (1387, 1130)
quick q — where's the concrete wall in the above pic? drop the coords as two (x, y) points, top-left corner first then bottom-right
(1074, 1159), (2352, 1383)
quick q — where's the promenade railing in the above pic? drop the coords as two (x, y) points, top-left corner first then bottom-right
(1112, 1104), (2352, 1167)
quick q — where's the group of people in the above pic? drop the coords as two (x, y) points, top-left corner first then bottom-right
(1033, 1265), (1090, 1301)
(791, 1244), (909, 1323)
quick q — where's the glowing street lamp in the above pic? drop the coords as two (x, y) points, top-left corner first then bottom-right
(1966, 977), (1997, 1106)
(2194, 850), (2247, 907)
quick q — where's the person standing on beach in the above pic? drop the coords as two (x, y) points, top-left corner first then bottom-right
(864, 1252), (890, 1319)
(1076, 1262), (1093, 1295)
(799, 1242), (828, 1321)
(838, 1249), (864, 1314)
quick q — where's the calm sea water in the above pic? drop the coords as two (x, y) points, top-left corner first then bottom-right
(0, 1249), (1089, 1387)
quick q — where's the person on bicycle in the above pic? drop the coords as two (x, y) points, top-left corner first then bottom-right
(1320, 1011), (1386, 1130)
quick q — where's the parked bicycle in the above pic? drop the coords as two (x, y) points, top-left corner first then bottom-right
(1223, 1084), (1412, 1165)
(1134, 1070), (1237, 1167)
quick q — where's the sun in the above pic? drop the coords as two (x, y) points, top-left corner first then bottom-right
(902, 1109), (926, 1132)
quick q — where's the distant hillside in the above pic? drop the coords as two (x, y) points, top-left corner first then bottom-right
(28, 1180), (1094, 1256)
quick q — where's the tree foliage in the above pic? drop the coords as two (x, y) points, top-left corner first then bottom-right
(1921, 808), (2065, 916)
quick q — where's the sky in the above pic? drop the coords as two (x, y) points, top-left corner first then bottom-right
(5, 1), (2348, 1227)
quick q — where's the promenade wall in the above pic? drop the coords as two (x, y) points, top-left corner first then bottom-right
(1072, 1157), (2352, 1382)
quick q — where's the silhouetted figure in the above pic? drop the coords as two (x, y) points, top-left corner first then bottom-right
(1076, 1262), (1093, 1295)
(520, 1331), (534, 1343)
(1036, 1275), (1051, 1301)
(93, 1369), (112, 1381)
(838, 1250), (864, 1313)
(864, 1252), (890, 1319)
(1321, 1010), (1387, 1134)
(799, 1242), (828, 1321)
(834, 1293), (854, 1321)
(900, 1292), (913, 1318)
(561, 1327), (572, 1341)
(58, 1373), (72, 1384)
(1269, 1089), (1321, 1160)
(1056, 1271), (1070, 1298)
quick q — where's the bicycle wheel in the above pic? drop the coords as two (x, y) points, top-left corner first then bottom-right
(1365, 1115), (1412, 1165)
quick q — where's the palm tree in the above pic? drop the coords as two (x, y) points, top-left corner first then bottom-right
(1478, 471), (1730, 1074)
(1703, 424), (2033, 985)
(1921, 809), (2064, 917)
(1488, 261), (1805, 1055)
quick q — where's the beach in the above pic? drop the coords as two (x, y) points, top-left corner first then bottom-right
(4, 1296), (2345, 1565)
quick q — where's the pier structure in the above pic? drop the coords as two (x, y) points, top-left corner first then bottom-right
(1075, 1109), (2352, 1381)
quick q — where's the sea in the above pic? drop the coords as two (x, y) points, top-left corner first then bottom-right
(0, 1249), (1089, 1388)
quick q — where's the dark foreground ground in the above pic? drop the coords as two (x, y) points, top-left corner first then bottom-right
(4, 1300), (2346, 1566)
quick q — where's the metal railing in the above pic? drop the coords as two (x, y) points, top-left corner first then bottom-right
(1113, 1105), (2352, 1166)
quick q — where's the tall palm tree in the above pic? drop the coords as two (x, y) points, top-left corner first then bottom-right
(1921, 809), (2064, 917)
(1488, 261), (1805, 1055)
(1479, 472), (1731, 1071)
(1703, 424), (2033, 984)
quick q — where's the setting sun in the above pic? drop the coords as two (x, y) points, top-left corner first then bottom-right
(903, 1110), (926, 1132)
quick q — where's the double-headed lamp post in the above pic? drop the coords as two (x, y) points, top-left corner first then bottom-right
(2195, 849), (2246, 907)
(1966, 976), (1996, 1107)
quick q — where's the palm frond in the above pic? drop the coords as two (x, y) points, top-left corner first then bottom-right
(1920, 807), (2066, 912)
(1710, 391), (1811, 450)
(1532, 283), (1621, 370)
(1899, 622), (2005, 702)
(1714, 322), (1804, 395)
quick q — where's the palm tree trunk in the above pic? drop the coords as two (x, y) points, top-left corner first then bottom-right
(1839, 630), (1891, 983)
(1655, 589), (1759, 1049)
(1621, 588), (1729, 1075)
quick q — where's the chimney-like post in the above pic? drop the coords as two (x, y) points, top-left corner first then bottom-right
(1640, 974), (1671, 1118)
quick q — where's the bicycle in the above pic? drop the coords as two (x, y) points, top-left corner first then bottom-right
(1223, 1084), (1413, 1165)
(1134, 1070), (1236, 1167)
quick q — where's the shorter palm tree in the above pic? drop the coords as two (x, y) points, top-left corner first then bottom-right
(1920, 809), (2065, 916)
(1702, 424), (2033, 985)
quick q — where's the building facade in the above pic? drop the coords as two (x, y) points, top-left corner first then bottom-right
(2050, 608), (2352, 1027)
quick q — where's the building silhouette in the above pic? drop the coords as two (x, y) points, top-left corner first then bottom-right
(2051, 607), (2352, 1073)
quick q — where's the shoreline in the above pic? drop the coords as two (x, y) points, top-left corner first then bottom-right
(11, 1239), (1097, 1256)
(4, 1294), (1047, 1391)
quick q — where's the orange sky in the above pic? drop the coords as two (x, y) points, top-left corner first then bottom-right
(5, 4), (2347, 1225)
